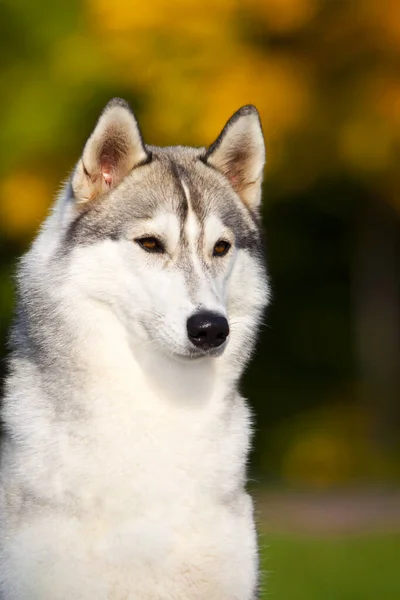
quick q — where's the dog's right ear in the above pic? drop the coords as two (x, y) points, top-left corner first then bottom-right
(72, 98), (149, 205)
(204, 105), (265, 212)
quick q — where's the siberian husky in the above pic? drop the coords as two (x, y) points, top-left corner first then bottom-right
(0, 99), (269, 599)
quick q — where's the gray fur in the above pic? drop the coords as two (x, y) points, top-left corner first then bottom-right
(66, 146), (261, 252)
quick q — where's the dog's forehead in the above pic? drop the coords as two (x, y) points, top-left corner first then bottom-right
(123, 148), (221, 222)
(141, 148), (258, 242)
(65, 147), (260, 249)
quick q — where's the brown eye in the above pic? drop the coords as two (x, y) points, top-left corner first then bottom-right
(136, 237), (165, 254)
(213, 240), (231, 257)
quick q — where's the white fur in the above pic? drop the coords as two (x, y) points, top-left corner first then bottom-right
(0, 107), (268, 599)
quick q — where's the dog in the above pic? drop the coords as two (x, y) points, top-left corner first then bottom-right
(0, 98), (269, 599)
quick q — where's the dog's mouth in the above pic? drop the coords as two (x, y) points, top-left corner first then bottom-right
(176, 339), (229, 361)
(139, 315), (229, 360)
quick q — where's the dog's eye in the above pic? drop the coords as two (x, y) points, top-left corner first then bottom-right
(213, 240), (231, 257)
(135, 237), (165, 254)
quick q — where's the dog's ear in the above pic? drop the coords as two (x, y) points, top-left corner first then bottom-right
(204, 105), (265, 211)
(72, 98), (149, 205)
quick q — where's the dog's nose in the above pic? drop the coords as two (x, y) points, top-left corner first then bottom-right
(187, 312), (229, 349)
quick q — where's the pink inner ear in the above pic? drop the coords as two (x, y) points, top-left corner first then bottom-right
(229, 173), (243, 192)
(102, 164), (113, 186)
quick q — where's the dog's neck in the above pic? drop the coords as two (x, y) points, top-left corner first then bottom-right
(131, 345), (221, 407)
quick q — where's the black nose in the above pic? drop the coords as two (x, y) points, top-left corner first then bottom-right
(187, 312), (229, 349)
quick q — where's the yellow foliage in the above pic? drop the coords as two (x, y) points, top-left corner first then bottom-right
(247, 0), (317, 33)
(339, 118), (394, 174)
(282, 432), (354, 489)
(89, 0), (236, 34)
(0, 173), (51, 238)
(375, 76), (400, 126)
(0, 0), (399, 240)
(278, 402), (400, 488)
(51, 34), (106, 82)
(366, 0), (400, 50)
(198, 53), (312, 146)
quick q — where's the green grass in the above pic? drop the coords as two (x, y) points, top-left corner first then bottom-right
(259, 533), (400, 600)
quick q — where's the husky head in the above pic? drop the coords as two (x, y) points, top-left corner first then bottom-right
(49, 99), (268, 366)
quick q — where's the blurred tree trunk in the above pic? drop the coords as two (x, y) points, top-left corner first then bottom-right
(353, 200), (400, 450)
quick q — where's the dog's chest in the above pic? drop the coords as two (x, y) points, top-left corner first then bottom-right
(59, 383), (249, 517)
(43, 386), (252, 577)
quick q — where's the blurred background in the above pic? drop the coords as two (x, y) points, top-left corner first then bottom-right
(0, 0), (399, 597)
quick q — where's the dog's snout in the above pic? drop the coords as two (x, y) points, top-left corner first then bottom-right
(187, 312), (229, 349)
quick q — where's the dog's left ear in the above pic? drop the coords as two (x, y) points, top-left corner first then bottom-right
(72, 98), (149, 204)
(204, 105), (265, 211)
